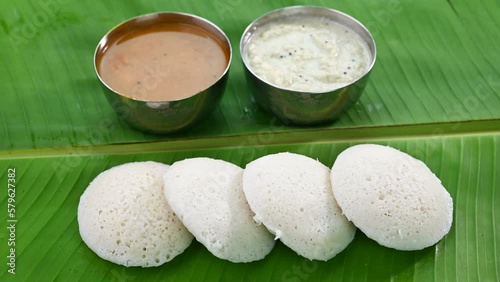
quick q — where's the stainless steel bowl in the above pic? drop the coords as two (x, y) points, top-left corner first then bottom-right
(240, 6), (376, 125)
(94, 12), (232, 134)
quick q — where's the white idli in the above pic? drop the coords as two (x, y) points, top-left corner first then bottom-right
(163, 157), (275, 263)
(330, 144), (453, 251)
(243, 152), (356, 261)
(77, 161), (193, 267)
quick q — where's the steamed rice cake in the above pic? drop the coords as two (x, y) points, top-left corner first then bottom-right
(77, 161), (193, 267)
(243, 152), (356, 261)
(163, 157), (275, 263)
(330, 144), (453, 250)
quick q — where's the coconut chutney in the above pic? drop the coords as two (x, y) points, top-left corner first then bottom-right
(245, 16), (372, 92)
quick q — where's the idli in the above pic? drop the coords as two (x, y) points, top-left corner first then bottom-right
(330, 144), (453, 251)
(78, 161), (193, 267)
(163, 157), (275, 263)
(243, 152), (356, 261)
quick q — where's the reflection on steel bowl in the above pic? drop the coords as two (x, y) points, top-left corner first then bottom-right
(240, 6), (376, 125)
(94, 12), (232, 134)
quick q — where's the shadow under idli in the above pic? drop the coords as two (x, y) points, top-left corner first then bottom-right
(337, 231), (436, 282)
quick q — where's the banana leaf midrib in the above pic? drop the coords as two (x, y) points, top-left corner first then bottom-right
(1, 119), (498, 160)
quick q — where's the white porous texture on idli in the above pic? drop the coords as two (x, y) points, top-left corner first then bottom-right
(330, 144), (453, 251)
(78, 161), (193, 267)
(164, 158), (275, 263)
(243, 152), (356, 261)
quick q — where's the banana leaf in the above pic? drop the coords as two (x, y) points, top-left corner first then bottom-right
(0, 0), (498, 150)
(0, 0), (499, 281)
(0, 133), (499, 281)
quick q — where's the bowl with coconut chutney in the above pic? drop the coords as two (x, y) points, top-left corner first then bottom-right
(240, 6), (376, 125)
(94, 12), (232, 134)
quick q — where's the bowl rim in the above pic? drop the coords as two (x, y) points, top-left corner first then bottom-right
(239, 5), (377, 94)
(94, 11), (233, 103)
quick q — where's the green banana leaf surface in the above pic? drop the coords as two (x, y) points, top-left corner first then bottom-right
(0, 134), (499, 281)
(0, 0), (499, 281)
(0, 0), (499, 150)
